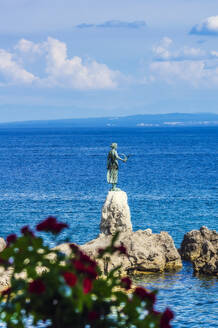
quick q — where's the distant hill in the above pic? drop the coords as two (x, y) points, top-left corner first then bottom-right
(0, 113), (218, 129)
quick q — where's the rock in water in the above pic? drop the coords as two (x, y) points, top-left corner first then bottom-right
(81, 230), (182, 274)
(0, 238), (6, 252)
(180, 226), (218, 276)
(100, 190), (132, 235)
(82, 191), (182, 274)
(0, 238), (12, 292)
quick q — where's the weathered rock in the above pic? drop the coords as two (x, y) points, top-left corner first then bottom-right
(80, 229), (182, 275)
(100, 190), (132, 235)
(180, 226), (218, 276)
(0, 268), (13, 292)
(56, 191), (182, 275)
(0, 238), (6, 253)
(0, 238), (11, 292)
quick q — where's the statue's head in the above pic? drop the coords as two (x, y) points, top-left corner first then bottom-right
(110, 143), (117, 149)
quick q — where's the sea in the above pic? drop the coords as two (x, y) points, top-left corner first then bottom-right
(0, 126), (217, 327)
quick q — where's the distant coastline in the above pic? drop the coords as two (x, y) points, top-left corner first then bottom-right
(0, 112), (218, 129)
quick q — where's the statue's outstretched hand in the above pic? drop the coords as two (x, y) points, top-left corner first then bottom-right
(120, 153), (128, 162)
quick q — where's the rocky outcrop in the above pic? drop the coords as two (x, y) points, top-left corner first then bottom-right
(0, 238), (11, 292)
(0, 190), (183, 292)
(100, 191), (132, 235)
(0, 268), (13, 292)
(80, 229), (182, 275)
(0, 238), (6, 253)
(96, 190), (181, 274)
(180, 226), (218, 276)
(0, 228), (182, 292)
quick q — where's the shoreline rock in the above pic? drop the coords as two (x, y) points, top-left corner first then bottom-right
(86, 190), (182, 275)
(80, 229), (182, 275)
(0, 238), (6, 253)
(0, 190), (183, 291)
(179, 226), (218, 276)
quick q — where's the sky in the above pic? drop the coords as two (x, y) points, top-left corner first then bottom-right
(1, 0), (218, 122)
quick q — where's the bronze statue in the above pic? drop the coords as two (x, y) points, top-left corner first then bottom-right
(107, 143), (128, 191)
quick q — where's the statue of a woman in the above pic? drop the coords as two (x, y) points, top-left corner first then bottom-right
(107, 143), (128, 191)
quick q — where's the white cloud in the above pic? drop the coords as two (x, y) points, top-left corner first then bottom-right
(41, 37), (120, 89)
(150, 37), (218, 87)
(211, 50), (218, 57)
(15, 39), (44, 55)
(0, 49), (37, 84)
(150, 58), (218, 87)
(150, 60), (206, 86)
(153, 38), (205, 61)
(191, 16), (218, 35)
(182, 47), (204, 58)
(0, 37), (122, 89)
(152, 37), (172, 60)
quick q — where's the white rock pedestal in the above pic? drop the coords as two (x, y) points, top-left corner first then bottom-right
(100, 190), (132, 235)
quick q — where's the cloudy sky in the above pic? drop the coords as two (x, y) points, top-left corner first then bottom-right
(1, 0), (218, 122)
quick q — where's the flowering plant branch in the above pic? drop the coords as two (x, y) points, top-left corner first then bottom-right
(0, 217), (174, 328)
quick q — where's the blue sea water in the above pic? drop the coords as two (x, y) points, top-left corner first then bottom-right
(0, 126), (217, 327)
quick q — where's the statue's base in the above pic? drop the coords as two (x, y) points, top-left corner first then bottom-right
(100, 190), (132, 235)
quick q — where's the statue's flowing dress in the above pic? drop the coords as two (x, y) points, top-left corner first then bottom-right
(107, 149), (119, 184)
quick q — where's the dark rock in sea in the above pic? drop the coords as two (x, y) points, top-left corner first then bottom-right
(180, 226), (218, 276)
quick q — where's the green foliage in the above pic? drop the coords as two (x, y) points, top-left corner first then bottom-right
(0, 218), (174, 328)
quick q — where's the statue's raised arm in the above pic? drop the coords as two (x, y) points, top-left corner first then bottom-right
(107, 143), (128, 191)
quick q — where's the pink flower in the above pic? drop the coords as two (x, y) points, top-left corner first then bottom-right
(134, 287), (156, 303)
(85, 266), (98, 279)
(88, 311), (100, 321)
(79, 252), (91, 263)
(83, 278), (93, 294)
(69, 243), (79, 253)
(72, 258), (97, 279)
(121, 277), (132, 290)
(115, 245), (127, 254)
(80, 252), (97, 267)
(62, 272), (77, 287)
(36, 216), (56, 230)
(134, 287), (147, 299)
(53, 222), (69, 233)
(36, 217), (68, 234)
(1, 287), (11, 296)
(21, 226), (35, 237)
(6, 234), (17, 246)
(160, 308), (174, 328)
(148, 292), (156, 303)
(73, 259), (86, 273)
(28, 279), (46, 294)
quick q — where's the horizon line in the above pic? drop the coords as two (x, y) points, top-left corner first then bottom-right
(0, 112), (218, 125)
